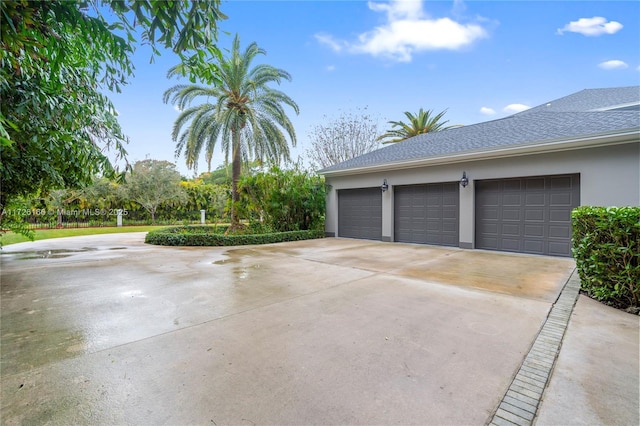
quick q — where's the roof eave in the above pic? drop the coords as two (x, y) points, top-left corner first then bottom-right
(320, 128), (640, 177)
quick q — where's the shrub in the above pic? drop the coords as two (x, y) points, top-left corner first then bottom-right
(572, 206), (640, 310)
(239, 166), (326, 232)
(145, 225), (324, 246)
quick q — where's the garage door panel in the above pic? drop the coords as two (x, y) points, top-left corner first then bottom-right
(478, 206), (497, 219)
(425, 218), (440, 230)
(550, 176), (572, 189)
(503, 208), (521, 221)
(550, 193), (572, 205)
(525, 208), (544, 221)
(502, 223), (521, 236)
(476, 174), (580, 257)
(426, 209), (441, 220)
(503, 194), (522, 205)
(482, 194), (501, 206)
(526, 178), (545, 190)
(549, 209), (571, 222)
(549, 225), (571, 238)
(443, 222), (458, 232)
(524, 240), (544, 254)
(395, 183), (459, 247)
(443, 195), (458, 205)
(338, 188), (382, 240)
(549, 241), (571, 256)
(443, 206), (457, 219)
(526, 193), (545, 205)
(503, 180), (523, 191)
(525, 224), (544, 237)
(479, 222), (499, 234)
(502, 239), (521, 251)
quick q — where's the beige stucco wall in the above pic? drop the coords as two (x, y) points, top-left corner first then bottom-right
(324, 141), (640, 248)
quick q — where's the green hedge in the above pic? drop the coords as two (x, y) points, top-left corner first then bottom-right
(572, 206), (640, 310)
(145, 225), (325, 246)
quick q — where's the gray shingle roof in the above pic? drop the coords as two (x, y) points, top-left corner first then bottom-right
(320, 86), (640, 174)
(518, 86), (640, 115)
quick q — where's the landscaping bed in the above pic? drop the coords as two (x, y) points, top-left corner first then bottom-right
(145, 225), (324, 246)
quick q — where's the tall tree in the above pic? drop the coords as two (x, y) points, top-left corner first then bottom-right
(0, 0), (225, 237)
(121, 160), (185, 223)
(377, 108), (452, 144)
(306, 107), (381, 170)
(163, 34), (299, 229)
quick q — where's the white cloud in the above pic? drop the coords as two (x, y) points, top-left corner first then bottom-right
(452, 0), (467, 17)
(503, 104), (531, 113)
(598, 60), (628, 70)
(315, 33), (346, 52)
(316, 0), (488, 62)
(480, 106), (496, 115)
(326, 65), (336, 72)
(173, 105), (183, 112)
(557, 17), (623, 36)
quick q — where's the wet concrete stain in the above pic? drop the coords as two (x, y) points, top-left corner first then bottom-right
(393, 250), (575, 301)
(0, 235), (576, 425)
(0, 247), (98, 260)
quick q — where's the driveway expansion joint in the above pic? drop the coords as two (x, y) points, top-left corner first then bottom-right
(488, 268), (581, 426)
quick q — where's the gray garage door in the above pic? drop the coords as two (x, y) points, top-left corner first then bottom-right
(338, 188), (382, 240)
(476, 174), (580, 257)
(394, 183), (459, 246)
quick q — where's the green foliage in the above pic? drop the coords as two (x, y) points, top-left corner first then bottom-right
(0, 0), (225, 238)
(163, 33), (299, 226)
(0, 199), (34, 246)
(145, 225), (324, 246)
(180, 179), (227, 218)
(239, 167), (326, 232)
(6, 174), (231, 229)
(199, 166), (233, 186)
(121, 160), (186, 223)
(198, 161), (263, 185)
(377, 108), (452, 144)
(572, 206), (640, 310)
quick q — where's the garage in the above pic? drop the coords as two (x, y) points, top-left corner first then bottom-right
(475, 174), (580, 257)
(338, 188), (382, 240)
(394, 183), (459, 246)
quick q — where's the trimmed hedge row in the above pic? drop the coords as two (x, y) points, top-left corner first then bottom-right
(145, 225), (325, 247)
(572, 206), (639, 311)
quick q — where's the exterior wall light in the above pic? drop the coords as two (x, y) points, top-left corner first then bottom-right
(381, 179), (389, 192)
(460, 171), (469, 188)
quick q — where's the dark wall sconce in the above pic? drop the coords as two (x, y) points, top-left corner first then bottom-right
(460, 171), (469, 188)
(381, 179), (389, 192)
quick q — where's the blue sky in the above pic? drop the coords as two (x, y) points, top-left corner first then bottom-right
(109, 0), (640, 177)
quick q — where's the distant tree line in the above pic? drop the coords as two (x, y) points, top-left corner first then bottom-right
(8, 159), (325, 232)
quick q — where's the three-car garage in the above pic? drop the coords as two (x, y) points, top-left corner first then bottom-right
(336, 174), (580, 257)
(323, 86), (638, 259)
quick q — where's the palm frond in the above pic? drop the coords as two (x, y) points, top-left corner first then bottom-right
(377, 108), (451, 143)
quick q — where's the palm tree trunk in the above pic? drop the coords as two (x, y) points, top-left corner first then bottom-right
(230, 128), (242, 228)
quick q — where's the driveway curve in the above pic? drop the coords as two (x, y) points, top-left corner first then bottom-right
(1, 234), (575, 425)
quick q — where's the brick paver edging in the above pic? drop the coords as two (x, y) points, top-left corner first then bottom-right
(489, 268), (581, 426)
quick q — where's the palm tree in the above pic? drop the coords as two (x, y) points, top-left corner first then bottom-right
(377, 108), (452, 144)
(163, 34), (299, 228)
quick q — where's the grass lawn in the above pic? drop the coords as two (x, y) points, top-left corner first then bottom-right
(1, 226), (170, 246)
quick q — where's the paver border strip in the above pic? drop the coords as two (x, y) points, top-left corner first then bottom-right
(488, 268), (581, 426)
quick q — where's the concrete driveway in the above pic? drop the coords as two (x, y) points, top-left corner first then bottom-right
(0, 234), (576, 425)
